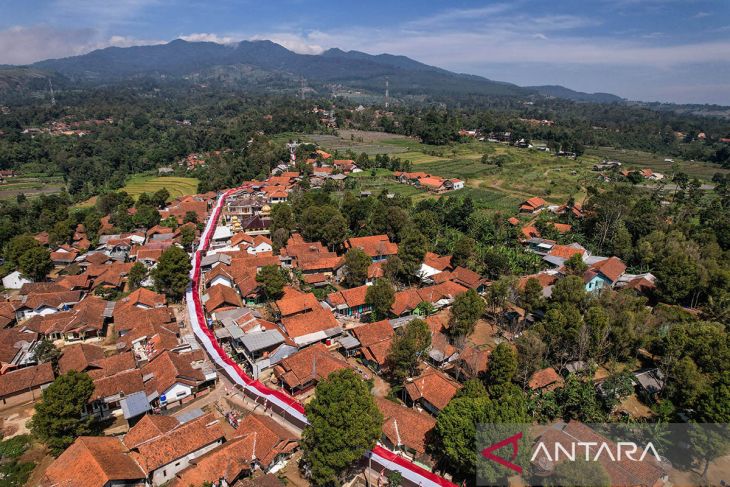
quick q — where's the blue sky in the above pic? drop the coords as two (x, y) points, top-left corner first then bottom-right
(0, 0), (729, 104)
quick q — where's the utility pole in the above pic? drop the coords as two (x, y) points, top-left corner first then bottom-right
(384, 77), (389, 109)
(300, 77), (306, 100)
(48, 79), (56, 106)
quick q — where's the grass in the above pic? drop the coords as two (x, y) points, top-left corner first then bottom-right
(0, 177), (65, 200)
(77, 175), (199, 207)
(585, 146), (728, 180)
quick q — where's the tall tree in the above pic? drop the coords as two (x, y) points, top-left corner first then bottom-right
(18, 247), (53, 282)
(127, 262), (146, 290)
(151, 245), (191, 300)
(343, 248), (371, 288)
(256, 265), (288, 300)
(302, 369), (383, 486)
(484, 343), (517, 392)
(30, 371), (96, 455)
(449, 290), (485, 338)
(396, 228), (427, 282)
(386, 318), (431, 382)
(365, 279), (395, 321)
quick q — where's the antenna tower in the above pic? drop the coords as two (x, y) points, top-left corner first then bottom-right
(385, 78), (389, 108)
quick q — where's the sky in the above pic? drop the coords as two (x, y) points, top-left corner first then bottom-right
(0, 0), (729, 104)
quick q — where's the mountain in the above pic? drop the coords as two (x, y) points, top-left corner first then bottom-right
(526, 85), (624, 103)
(10, 39), (622, 103)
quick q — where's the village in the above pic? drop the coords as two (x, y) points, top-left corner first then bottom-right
(0, 135), (682, 487)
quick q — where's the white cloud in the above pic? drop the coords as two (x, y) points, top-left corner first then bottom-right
(179, 33), (238, 44)
(692, 11), (710, 18)
(249, 32), (325, 54)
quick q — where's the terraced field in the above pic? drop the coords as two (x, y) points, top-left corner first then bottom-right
(0, 177), (65, 200)
(121, 175), (200, 200)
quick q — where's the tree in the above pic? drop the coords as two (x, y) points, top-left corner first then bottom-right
(128, 262), (147, 290)
(395, 228), (427, 282)
(386, 318), (431, 382)
(18, 247), (53, 281)
(132, 204), (161, 229)
(452, 236), (476, 268)
(550, 275), (586, 307)
(302, 369), (383, 486)
(515, 331), (546, 387)
(32, 338), (61, 373)
(600, 370), (635, 411)
(563, 253), (588, 276)
(256, 265), (288, 300)
(183, 211), (198, 224)
(449, 290), (485, 338)
(343, 248), (371, 288)
(554, 374), (606, 422)
(365, 279), (395, 321)
(179, 225), (196, 251)
(484, 343), (517, 392)
(151, 188), (170, 208)
(151, 246), (191, 300)
(520, 277), (545, 314)
(30, 371), (96, 455)
(4, 234), (39, 267)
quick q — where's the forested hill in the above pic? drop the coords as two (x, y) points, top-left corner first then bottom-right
(526, 85), (624, 103)
(21, 39), (606, 101)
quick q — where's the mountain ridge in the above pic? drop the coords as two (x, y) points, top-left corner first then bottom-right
(3, 39), (623, 103)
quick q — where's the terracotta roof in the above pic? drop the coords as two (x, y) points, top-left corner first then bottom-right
(404, 367), (461, 411)
(119, 287), (167, 309)
(352, 320), (394, 347)
(327, 285), (368, 309)
(130, 413), (225, 474)
(547, 244), (586, 260)
(550, 222), (572, 234)
(368, 261), (384, 279)
(528, 367), (564, 391)
(19, 282), (67, 295)
(376, 397), (436, 454)
(58, 343), (105, 375)
(171, 436), (253, 487)
(522, 197), (546, 209)
(518, 273), (558, 290)
(23, 296), (107, 336)
(276, 292), (319, 317)
(274, 343), (349, 390)
(113, 305), (175, 333)
(86, 351), (137, 379)
(303, 273), (327, 285)
(589, 256), (626, 283)
(50, 250), (78, 263)
(521, 226), (541, 240)
(423, 252), (452, 272)
(0, 328), (37, 365)
(418, 176), (446, 188)
(458, 346), (490, 376)
(280, 308), (340, 340)
(345, 235), (398, 258)
(124, 414), (180, 449)
(448, 266), (486, 290)
(42, 436), (146, 487)
(141, 350), (206, 397)
(233, 413), (299, 467)
(425, 310), (451, 334)
(92, 369), (145, 401)
(0, 362), (55, 397)
(205, 284), (243, 313)
(507, 217), (520, 226)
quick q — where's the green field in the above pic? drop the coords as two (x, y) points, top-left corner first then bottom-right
(0, 177), (65, 200)
(78, 175), (199, 207)
(585, 147), (728, 180)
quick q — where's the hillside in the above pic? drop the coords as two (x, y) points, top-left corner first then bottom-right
(526, 84), (624, 103)
(28, 39), (532, 98)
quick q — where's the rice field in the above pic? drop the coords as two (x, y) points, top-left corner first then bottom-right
(121, 175), (200, 200)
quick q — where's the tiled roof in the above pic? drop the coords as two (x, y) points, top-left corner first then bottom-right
(280, 308), (340, 340)
(171, 435), (253, 487)
(522, 197), (546, 209)
(547, 244), (586, 260)
(274, 343), (350, 389)
(42, 436), (145, 487)
(376, 397), (436, 454)
(234, 413), (299, 467)
(141, 350), (205, 397)
(423, 252), (452, 272)
(276, 292), (319, 317)
(528, 367), (563, 391)
(345, 235), (398, 258)
(92, 369), (145, 401)
(0, 328), (37, 364)
(0, 362), (55, 397)
(204, 284), (243, 313)
(124, 414), (180, 449)
(404, 367), (461, 411)
(119, 287), (167, 309)
(130, 413), (225, 474)
(589, 256), (626, 283)
(327, 285), (368, 309)
(58, 343), (105, 375)
(86, 351), (137, 379)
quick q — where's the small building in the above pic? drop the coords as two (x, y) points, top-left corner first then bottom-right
(0, 362), (55, 410)
(528, 367), (564, 393)
(404, 366), (462, 415)
(2, 271), (32, 290)
(326, 285), (371, 318)
(519, 197), (547, 214)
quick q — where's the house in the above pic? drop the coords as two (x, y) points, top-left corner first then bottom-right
(326, 285), (371, 317)
(633, 368), (665, 402)
(583, 256), (627, 292)
(126, 412), (225, 486)
(418, 252), (453, 281)
(203, 284), (243, 315)
(437, 266), (488, 294)
(233, 413), (299, 472)
(446, 178), (464, 190)
(543, 243), (587, 267)
(2, 270), (32, 290)
(428, 332), (458, 368)
(453, 346), (490, 379)
(404, 366), (462, 415)
(351, 320), (394, 371)
(0, 328), (38, 373)
(0, 362), (55, 410)
(519, 197), (547, 214)
(376, 397), (436, 464)
(345, 235), (398, 262)
(58, 343), (105, 375)
(170, 436), (254, 487)
(41, 436), (147, 487)
(119, 288), (167, 309)
(141, 350), (214, 409)
(273, 343), (350, 395)
(247, 235), (273, 255)
(528, 367), (564, 392)
(14, 289), (82, 321)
